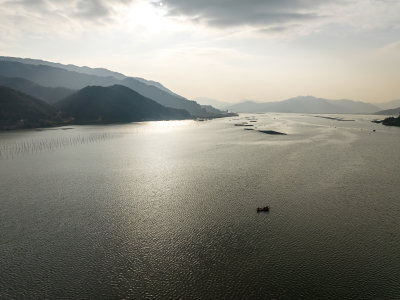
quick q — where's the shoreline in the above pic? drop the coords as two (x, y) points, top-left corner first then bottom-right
(0, 112), (238, 131)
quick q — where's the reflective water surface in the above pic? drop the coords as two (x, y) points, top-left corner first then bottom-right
(1, 114), (399, 298)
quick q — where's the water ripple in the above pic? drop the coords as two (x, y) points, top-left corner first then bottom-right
(0, 132), (118, 159)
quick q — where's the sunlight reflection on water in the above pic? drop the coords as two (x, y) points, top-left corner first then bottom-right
(145, 120), (196, 132)
(0, 114), (399, 299)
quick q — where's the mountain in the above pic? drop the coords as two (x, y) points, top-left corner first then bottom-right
(0, 60), (210, 117)
(375, 107), (400, 115)
(193, 97), (231, 109)
(119, 77), (207, 116)
(201, 105), (224, 115)
(226, 96), (380, 114)
(0, 56), (180, 95)
(0, 86), (59, 129)
(0, 76), (74, 103)
(0, 56), (127, 80)
(375, 99), (400, 110)
(56, 85), (191, 123)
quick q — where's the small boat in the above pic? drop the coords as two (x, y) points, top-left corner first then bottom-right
(257, 206), (270, 212)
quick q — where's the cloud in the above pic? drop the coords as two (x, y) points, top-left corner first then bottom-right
(258, 24), (298, 34)
(162, 0), (338, 29)
(74, 0), (112, 20)
(157, 0), (400, 41)
(3, 0), (399, 37)
(0, 0), (137, 25)
(1, 0), (400, 43)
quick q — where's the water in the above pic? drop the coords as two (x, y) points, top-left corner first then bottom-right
(0, 114), (399, 299)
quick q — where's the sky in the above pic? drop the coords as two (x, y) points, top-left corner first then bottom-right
(0, 0), (399, 103)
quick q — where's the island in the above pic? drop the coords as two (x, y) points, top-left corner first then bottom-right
(382, 115), (400, 126)
(258, 130), (287, 135)
(371, 115), (400, 127)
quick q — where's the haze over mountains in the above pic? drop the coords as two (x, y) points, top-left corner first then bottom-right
(194, 97), (231, 109)
(1, 56), (399, 130)
(376, 99), (400, 110)
(0, 76), (74, 103)
(0, 58), (212, 117)
(226, 96), (381, 114)
(0, 56), (241, 129)
(0, 56), (171, 92)
(375, 107), (400, 115)
(196, 95), (400, 115)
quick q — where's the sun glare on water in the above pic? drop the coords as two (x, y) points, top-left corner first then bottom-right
(141, 120), (192, 133)
(151, 120), (190, 128)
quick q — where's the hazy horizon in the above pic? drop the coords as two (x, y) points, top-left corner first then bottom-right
(193, 95), (400, 106)
(2, 55), (398, 107)
(1, 1), (399, 103)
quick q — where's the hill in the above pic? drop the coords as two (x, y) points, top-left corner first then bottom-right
(0, 76), (74, 103)
(201, 105), (224, 115)
(0, 59), (211, 117)
(374, 107), (400, 115)
(226, 96), (380, 114)
(375, 99), (400, 110)
(0, 56), (127, 80)
(0, 86), (59, 129)
(56, 85), (191, 123)
(382, 116), (400, 126)
(194, 97), (231, 109)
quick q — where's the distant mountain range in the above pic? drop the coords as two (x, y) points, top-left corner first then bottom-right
(57, 85), (190, 123)
(226, 96), (381, 114)
(374, 99), (400, 110)
(0, 58), (216, 117)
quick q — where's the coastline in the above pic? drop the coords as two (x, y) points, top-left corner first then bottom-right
(0, 112), (238, 131)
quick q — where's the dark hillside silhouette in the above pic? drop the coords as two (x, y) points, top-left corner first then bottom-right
(0, 76), (74, 103)
(0, 86), (59, 129)
(0, 61), (210, 117)
(56, 85), (191, 123)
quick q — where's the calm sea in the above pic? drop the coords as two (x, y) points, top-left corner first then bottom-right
(1, 114), (399, 299)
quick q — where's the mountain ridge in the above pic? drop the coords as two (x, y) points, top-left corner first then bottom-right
(226, 96), (380, 114)
(193, 97), (231, 109)
(375, 99), (400, 110)
(0, 75), (75, 103)
(0, 56), (185, 98)
(375, 107), (400, 115)
(56, 85), (191, 123)
(0, 60), (212, 117)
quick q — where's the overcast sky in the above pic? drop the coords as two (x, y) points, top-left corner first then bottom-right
(1, 0), (399, 103)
